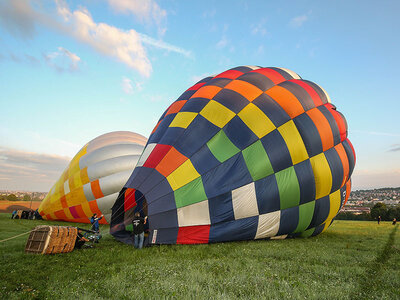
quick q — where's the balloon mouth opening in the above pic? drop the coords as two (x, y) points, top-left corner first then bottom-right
(134, 190), (148, 218)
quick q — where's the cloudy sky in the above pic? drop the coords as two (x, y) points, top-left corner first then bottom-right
(0, 0), (399, 192)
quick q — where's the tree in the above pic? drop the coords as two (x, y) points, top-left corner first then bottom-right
(6, 194), (18, 201)
(387, 206), (400, 220)
(23, 194), (31, 201)
(336, 212), (372, 221)
(370, 202), (388, 220)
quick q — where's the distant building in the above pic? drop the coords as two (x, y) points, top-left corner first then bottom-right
(341, 206), (370, 215)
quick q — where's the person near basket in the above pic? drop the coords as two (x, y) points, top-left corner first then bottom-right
(90, 213), (103, 233)
(132, 212), (147, 249)
(74, 229), (90, 249)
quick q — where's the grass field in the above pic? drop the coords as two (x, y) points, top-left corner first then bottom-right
(1, 213), (399, 299)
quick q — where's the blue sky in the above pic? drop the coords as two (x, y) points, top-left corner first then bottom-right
(0, 0), (399, 191)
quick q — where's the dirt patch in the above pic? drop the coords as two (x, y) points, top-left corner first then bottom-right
(0, 201), (41, 213)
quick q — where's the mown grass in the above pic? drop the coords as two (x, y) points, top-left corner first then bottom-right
(1, 213), (399, 299)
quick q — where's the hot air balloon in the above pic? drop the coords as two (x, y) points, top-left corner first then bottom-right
(39, 131), (147, 224)
(110, 66), (355, 245)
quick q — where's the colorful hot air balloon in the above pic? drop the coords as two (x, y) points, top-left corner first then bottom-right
(39, 131), (147, 224)
(110, 66), (355, 245)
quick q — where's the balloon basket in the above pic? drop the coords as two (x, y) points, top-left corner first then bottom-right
(25, 225), (77, 254)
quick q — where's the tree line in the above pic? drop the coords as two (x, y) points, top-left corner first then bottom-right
(336, 202), (400, 221)
(0, 194), (42, 201)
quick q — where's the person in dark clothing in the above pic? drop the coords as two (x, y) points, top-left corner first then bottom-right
(90, 213), (103, 232)
(34, 209), (42, 220)
(393, 218), (397, 225)
(74, 230), (90, 249)
(132, 212), (147, 249)
(378, 216), (381, 224)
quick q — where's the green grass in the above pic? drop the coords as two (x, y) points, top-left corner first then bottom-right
(1, 214), (399, 299)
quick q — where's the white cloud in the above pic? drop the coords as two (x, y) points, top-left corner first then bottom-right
(352, 129), (400, 138)
(216, 36), (228, 50)
(122, 77), (134, 94)
(0, 0), (191, 77)
(44, 47), (80, 72)
(0, 126), (81, 158)
(139, 33), (193, 58)
(251, 19), (267, 36)
(0, 126), (81, 157)
(121, 77), (143, 94)
(55, 0), (152, 77)
(289, 15), (308, 28)
(107, 0), (166, 26)
(1, 52), (41, 65)
(388, 144), (400, 152)
(60, 47), (80, 68)
(0, 147), (70, 192)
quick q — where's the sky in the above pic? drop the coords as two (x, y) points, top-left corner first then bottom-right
(0, 0), (399, 192)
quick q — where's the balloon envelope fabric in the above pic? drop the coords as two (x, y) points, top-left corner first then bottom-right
(39, 131), (147, 224)
(111, 66), (355, 245)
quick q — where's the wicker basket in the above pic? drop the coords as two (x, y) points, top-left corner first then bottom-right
(25, 225), (78, 254)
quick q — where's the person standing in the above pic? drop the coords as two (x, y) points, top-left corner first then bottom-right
(90, 213), (103, 233)
(132, 212), (147, 249)
(378, 215), (381, 224)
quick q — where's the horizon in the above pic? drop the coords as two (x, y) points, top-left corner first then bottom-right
(1, 0), (400, 192)
(0, 186), (399, 195)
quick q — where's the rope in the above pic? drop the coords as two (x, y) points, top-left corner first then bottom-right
(0, 231), (31, 243)
(0, 225), (110, 244)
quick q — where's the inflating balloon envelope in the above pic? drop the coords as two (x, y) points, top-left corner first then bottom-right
(111, 66), (355, 245)
(39, 131), (147, 224)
